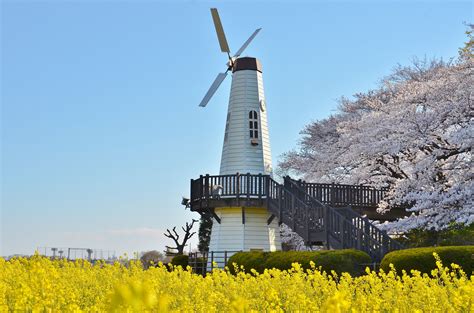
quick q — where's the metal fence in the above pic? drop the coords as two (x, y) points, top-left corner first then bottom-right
(188, 251), (242, 275)
(37, 247), (117, 261)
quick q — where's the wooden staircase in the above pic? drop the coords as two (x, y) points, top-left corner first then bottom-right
(271, 177), (403, 261)
(190, 173), (404, 262)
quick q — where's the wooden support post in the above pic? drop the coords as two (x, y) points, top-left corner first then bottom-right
(381, 230), (389, 258)
(199, 175), (204, 209)
(267, 214), (276, 225)
(211, 251), (214, 270)
(292, 194), (296, 230)
(204, 174), (210, 197)
(205, 174), (210, 208)
(242, 207), (246, 224)
(278, 188), (282, 220)
(211, 209), (221, 224)
(265, 176), (270, 201)
(357, 228), (362, 251)
(331, 182), (335, 206)
(306, 204), (311, 242)
(246, 172), (251, 206)
(364, 219), (370, 250)
(236, 172), (240, 205)
(339, 217), (344, 248)
(325, 206), (331, 250)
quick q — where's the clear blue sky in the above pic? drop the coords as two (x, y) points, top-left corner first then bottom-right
(1, 1), (471, 257)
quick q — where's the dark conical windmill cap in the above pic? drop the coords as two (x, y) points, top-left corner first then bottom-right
(232, 57), (262, 73)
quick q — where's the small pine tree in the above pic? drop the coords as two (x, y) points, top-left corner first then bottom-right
(197, 214), (212, 253)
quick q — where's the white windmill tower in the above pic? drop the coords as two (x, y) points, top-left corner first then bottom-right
(198, 8), (281, 258)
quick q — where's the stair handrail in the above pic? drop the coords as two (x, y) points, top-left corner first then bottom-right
(334, 206), (404, 251)
(283, 178), (360, 235)
(267, 177), (323, 219)
(284, 177), (403, 258)
(267, 177), (325, 241)
(281, 177), (365, 249)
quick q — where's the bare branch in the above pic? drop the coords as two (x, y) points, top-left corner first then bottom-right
(163, 219), (198, 255)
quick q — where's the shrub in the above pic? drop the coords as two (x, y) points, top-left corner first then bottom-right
(398, 223), (474, 248)
(227, 249), (371, 276)
(140, 250), (164, 269)
(171, 254), (189, 268)
(380, 246), (474, 275)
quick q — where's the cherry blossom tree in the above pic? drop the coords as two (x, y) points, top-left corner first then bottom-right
(280, 224), (322, 251)
(280, 55), (473, 232)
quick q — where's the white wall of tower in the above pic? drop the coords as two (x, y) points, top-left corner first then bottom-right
(219, 69), (272, 175)
(208, 207), (281, 253)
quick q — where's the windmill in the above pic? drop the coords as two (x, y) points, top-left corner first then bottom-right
(198, 9), (281, 260)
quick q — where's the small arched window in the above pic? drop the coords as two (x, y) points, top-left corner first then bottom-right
(249, 110), (258, 139)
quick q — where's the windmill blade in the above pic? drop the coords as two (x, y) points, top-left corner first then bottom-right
(233, 28), (262, 58)
(199, 72), (228, 107)
(210, 8), (231, 54)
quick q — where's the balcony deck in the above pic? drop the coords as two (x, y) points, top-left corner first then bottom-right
(190, 174), (408, 221)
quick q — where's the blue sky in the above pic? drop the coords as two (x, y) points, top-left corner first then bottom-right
(1, 0), (472, 257)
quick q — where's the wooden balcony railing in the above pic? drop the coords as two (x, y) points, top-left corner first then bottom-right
(286, 178), (391, 209)
(190, 173), (270, 205)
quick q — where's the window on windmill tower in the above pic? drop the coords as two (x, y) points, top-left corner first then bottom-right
(249, 110), (258, 139)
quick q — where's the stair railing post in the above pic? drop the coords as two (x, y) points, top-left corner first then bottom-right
(325, 206), (330, 250)
(211, 251), (214, 271)
(278, 187), (282, 219)
(381, 230), (389, 259)
(357, 226), (362, 251)
(298, 179), (304, 203)
(204, 174), (210, 198)
(305, 203), (310, 243)
(199, 175), (204, 208)
(364, 219), (370, 251)
(205, 174), (210, 208)
(291, 193), (296, 230)
(265, 176), (270, 200)
(339, 216), (344, 248)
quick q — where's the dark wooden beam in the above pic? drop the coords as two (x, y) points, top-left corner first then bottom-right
(211, 210), (221, 224)
(267, 214), (276, 225)
(242, 207), (245, 224)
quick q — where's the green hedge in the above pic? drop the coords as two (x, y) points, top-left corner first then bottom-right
(398, 223), (474, 248)
(171, 254), (189, 268)
(227, 249), (371, 276)
(380, 246), (474, 275)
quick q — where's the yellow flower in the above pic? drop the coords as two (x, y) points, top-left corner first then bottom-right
(0, 255), (472, 312)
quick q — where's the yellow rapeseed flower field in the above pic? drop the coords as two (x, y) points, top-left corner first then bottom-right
(0, 254), (472, 312)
